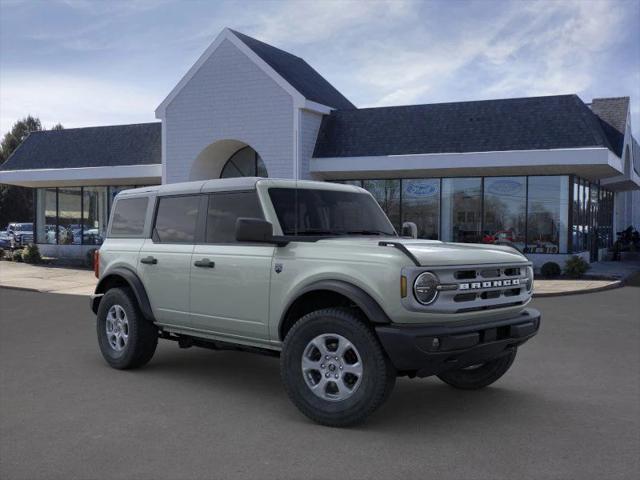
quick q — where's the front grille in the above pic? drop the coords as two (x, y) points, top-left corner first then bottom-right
(403, 263), (531, 314)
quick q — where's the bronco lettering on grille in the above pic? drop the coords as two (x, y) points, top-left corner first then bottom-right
(459, 279), (520, 290)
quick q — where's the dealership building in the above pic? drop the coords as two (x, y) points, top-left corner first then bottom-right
(1, 28), (638, 267)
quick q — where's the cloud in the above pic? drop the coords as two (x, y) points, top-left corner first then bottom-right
(249, 0), (411, 46)
(344, 0), (627, 107)
(0, 72), (158, 133)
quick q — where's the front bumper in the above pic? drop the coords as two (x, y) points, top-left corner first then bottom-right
(375, 308), (541, 377)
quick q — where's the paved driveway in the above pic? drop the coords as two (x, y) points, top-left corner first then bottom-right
(0, 281), (638, 480)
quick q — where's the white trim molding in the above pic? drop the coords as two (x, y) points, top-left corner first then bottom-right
(311, 147), (627, 183)
(0, 164), (162, 188)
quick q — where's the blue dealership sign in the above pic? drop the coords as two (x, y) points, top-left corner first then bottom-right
(487, 179), (523, 195)
(405, 181), (439, 197)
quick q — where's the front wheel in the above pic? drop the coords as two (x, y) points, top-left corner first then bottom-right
(281, 308), (396, 427)
(437, 348), (517, 390)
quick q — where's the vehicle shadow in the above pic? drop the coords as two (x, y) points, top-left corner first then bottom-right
(136, 344), (546, 431)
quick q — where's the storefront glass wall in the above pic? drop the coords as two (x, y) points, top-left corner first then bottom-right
(335, 175), (612, 255)
(441, 178), (482, 243)
(402, 179), (440, 240)
(35, 185), (150, 246)
(483, 177), (526, 251)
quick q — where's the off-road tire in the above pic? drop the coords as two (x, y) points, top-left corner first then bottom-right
(281, 307), (396, 427)
(97, 287), (158, 369)
(437, 348), (517, 390)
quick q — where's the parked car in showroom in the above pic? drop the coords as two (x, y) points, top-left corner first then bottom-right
(5, 222), (34, 249)
(90, 178), (540, 427)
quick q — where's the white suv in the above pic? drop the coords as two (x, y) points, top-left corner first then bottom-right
(91, 178), (540, 426)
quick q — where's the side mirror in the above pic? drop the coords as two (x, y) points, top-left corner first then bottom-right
(401, 222), (418, 239)
(235, 217), (276, 243)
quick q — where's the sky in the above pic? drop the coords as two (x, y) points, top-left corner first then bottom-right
(1, 0), (639, 138)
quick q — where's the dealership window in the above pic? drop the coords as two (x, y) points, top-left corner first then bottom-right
(220, 146), (268, 178)
(402, 179), (440, 239)
(82, 187), (108, 245)
(525, 176), (569, 254)
(441, 178), (482, 243)
(482, 177), (526, 251)
(361, 180), (401, 231)
(35, 188), (57, 244)
(57, 188), (82, 245)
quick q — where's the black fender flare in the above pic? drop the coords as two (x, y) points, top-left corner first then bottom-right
(280, 280), (391, 336)
(92, 267), (155, 322)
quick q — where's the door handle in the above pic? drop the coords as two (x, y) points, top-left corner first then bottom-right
(140, 256), (157, 265)
(194, 258), (215, 268)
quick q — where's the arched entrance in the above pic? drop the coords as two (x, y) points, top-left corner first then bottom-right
(189, 139), (268, 181)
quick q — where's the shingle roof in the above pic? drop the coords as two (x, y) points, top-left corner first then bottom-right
(590, 97), (629, 157)
(230, 29), (355, 110)
(0, 122), (161, 171)
(313, 94), (616, 158)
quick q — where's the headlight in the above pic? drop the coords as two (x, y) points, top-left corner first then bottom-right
(526, 266), (534, 293)
(413, 271), (440, 305)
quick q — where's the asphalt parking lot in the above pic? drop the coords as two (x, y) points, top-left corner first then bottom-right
(1, 281), (639, 480)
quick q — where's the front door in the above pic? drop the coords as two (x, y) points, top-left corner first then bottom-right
(139, 194), (200, 327)
(189, 191), (274, 341)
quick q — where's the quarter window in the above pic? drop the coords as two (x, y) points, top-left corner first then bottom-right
(206, 191), (263, 243)
(153, 195), (200, 243)
(110, 197), (149, 237)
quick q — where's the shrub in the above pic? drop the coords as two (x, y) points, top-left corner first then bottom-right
(21, 244), (42, 264)
(564, 255), (590, 278)
(0, 249), (5, 260)
(540, 261), (561, 277)
(11, 250), (24, 262)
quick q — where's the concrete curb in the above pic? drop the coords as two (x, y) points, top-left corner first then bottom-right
(533, 280), (623, 298)
(0, 284), (93, 296)
(0, 285), (41, 293)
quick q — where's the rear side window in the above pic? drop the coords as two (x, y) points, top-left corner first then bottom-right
(109, 197), (149, 237)
(206, 191), (263, 243)
(153, 195), (200, 243)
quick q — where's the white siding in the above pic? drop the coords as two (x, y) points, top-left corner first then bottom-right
(163, 39), (294, 183)
(299, 109), (324, 180)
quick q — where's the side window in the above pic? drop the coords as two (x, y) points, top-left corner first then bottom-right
(206, 191), (263, 243)
(153, 195), (200, 243)
(109, 197), (149, 237)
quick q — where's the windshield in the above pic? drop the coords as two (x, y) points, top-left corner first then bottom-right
(268, 188), (397, 237)
(12, 223), (32, 231)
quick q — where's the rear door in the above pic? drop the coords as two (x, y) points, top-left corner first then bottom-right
(190, 190), (274, 341)
(138, 194), (200, 327)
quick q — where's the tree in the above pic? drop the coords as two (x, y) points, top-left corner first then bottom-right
(0, 116), (63, 229)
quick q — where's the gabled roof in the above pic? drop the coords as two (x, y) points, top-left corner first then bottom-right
(229, 30), (355, 110)
(0, 123), (161, 171)
(590, 97), (630, 157)
(156, 28), (355, 116)
(314, 94), (616, 158)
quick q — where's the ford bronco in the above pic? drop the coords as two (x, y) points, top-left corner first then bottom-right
(91, 178), (540, 426)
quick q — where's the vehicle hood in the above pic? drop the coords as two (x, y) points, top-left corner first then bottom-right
(318, 237), (529, 266)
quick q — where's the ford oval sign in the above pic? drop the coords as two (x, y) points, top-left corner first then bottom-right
(405, 181), (439, 197)
(487, 179), (523, 195)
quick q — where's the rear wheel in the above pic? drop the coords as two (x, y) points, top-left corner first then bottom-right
(437, 348), (517, 390)
(97, 287), (158, 369)
(281, 308), (396, 427)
